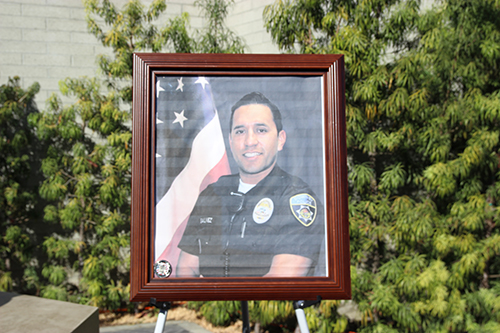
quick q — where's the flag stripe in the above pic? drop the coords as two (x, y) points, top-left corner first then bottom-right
(199, 151), (231, 192)
(156, 154), (231, 276)
(155, 111), (229, 260)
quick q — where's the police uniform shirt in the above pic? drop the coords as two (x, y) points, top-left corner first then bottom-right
(177, 166), (325, 277)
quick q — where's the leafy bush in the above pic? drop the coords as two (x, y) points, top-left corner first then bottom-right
(0, 77), (46, 294)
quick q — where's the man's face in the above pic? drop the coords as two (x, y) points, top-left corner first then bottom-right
(229, 104), (286, 184)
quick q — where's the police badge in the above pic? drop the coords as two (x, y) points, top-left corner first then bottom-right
(253, 198), (274, 224)
(290, 193), (317, 227)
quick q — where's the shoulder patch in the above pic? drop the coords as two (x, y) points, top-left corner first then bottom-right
(290, 193), (317, 227)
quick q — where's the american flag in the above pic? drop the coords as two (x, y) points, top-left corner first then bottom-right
(154, 76), (231, 276)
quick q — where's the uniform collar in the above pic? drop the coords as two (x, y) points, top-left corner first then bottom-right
(237, 165), (285, 195)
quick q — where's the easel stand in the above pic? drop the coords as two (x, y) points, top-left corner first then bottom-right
(293, 296), (322, 333)
(151, 297), (321, 333)
(241, 301), (251, 333)
(150, 298), (171, 333)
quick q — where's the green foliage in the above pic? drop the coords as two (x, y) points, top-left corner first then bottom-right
(188, 300), (299, 332)
(34, 76), (130, 308)
(188, 301), (241, 326)
(248, 300), (298, 331)
(32, 0), (245, 310)
(0, 77), (46, 294)
(194, 0), (245, 53)
(84, 0), (194, 103)
(259, 0), (500, 331)
(84, 0), (244, 102)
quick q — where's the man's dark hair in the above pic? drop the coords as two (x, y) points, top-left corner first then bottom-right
(230, 92), (283, 133)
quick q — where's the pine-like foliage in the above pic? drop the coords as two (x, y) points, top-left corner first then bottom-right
(34, 75), (131, 307)
(194, 0), (246, 53)
(260, 0), (500, 332)
(32, 0), (184, 308)
(85, 0), (193, 103)
(32, 0), (244, 309)
(0, 77), (44, 294)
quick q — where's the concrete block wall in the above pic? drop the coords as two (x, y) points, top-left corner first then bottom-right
(0, 0), (278, 110)
(227, 0), (278, 53)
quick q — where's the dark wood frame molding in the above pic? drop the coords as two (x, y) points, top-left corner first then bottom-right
(131, 53), (350, 302)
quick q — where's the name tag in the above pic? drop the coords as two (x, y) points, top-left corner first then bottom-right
(200, 217), (213, 224)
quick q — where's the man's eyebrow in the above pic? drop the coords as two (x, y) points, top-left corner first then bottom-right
(232, 123), (270, 130)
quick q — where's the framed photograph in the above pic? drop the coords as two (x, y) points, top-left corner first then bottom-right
(131, 53), (350, 301)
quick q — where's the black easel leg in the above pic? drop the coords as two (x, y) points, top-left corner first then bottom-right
(241, 301), (250, 333)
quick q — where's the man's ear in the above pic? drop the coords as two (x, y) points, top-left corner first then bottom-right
(278, 130), (286, 151)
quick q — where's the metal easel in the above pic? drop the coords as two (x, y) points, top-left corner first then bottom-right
(241, 296), (321, 333)
(150, 298), (171, 333)
(152, 297), (321, 333)
(293, 296), (322, 333)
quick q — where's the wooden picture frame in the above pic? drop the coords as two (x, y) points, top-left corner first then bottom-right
(131, 53), (350, 302)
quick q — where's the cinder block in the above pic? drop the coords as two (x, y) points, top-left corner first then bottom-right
(24, 53), (71, 66)
(173, 0), (198, 5)
(70, 31), (100, 44)
(250, 40), (279, 54)
(32, 91), (50, 109)
(165, 3), (183, 15)
(261, 33), (277, 46)
(241, 31), (263, 45)
(189, 15), (203, 29)
(232, 21), (255, 35)
(0, 15), (45, 29)
(72, 54), (98, 67)
(0, 53), (22, 65)
(48, 66), (96, 78)
(252, 0), (275, 8)
(47, 18), (88, 33)
(14, 0), (47, 4)
(47, 0), (85, 6)
(0, 3), (21, 16)
(233, 8), (265, 25)
(227, 12), (256, 26)
(93, 44), (114, 56)
(22, 4), (73, 18)
(23, 29), (71, 42)
(181, 4), (198, 16)
(0, 41), (47, 53)
(29, 77), (64, 96)
(0, 64), (48, 79)
(70, 7), (86, 20)
(0, 292), (99, 333)
(30, 77), (63, 88)
(153, 15), (169, 27)
(155, 12), (173, 24)
(0, 28), (22, 41)
(231, 0), (252, 14)
(47, 42), (94, 55)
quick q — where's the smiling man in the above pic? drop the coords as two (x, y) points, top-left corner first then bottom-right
(176, 92), (325, 277)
